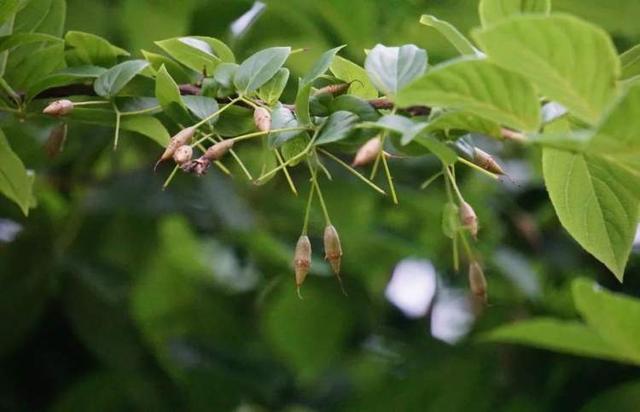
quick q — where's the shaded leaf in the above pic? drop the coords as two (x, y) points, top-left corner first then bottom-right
(0, 128), (33, 215)
(479, 0), (550, 26)
(64, 31), (129, 67)
(94, 60), (150, 98)
(257, 67), (289, 106)
(419, 15), (479, 56)
(330, 55), (378, 99)
(234, 46), (290, 95)
(315, 111), (358, 145)
(365, 44), (427, 96)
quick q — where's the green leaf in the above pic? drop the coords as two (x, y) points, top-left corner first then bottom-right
(0, 0), (19, 25)
(397, 58), (541, 132)
(419, 15), (479, 56)
(0, 32), (61, 53)
(365, 44), (427, 97)
(315, 111), (358, 145)
(183, 95), (219, 125)
(474, 14), (619, 124)
(478, 0), (551, 26)
(257, 67), (289, 106)
(26, 65), (106, 101)
(211, 62), (239, 98)
(442, 202), (460, 239)
(120, 116), (170, 146)
(621, 44), (640, 80)
(543, 150), (640, 280)
(234, 46), (291, 95)
(572, 279), (640, 362)
(414, 134), (458, 165)
(581, 381), (640, 412)
(154, 64), (190, 124)
(141, 49), (192, 84)
(302, 45), (345, 84)
(94, 60), (150, 98)
(155, 36), (234, 74)
(426, 110), (502, 139)
(0, 128), (33, 216)
(64, 31), (129, 67)
(269, 105), (300, 148)
(8, 42), (64, 89)
(330, 55), (378, 99)
(483, 318), (637, 364)
(328, 95), (379, 121)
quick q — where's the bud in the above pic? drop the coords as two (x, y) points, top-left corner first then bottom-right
(45, 123), (68, 159)
(459, 201), (478, 239)
(155, 126), (196, 171)
(43, 99), (74, 116)
(468, 260), (488, 305)
(203, 139), (234, 161)
(253, 107), (271, 133)
(473, 148), (505, 175)
(294, 235), (312, 297)
(323, 225), (343, 275)
(173, 145), (193, 164)
(352, 137), (382, 167)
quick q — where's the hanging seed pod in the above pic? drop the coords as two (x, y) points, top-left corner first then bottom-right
(294, 235), (312, 296)
(154, 126), (196, 171)
(323, 225), (343, 275)
(459, 201), (478, 239)
(203, 139), (234, 161)
(468, 260), (488, 305)
(181, 157), (210, 175)
(253, 107), (271, 133)
(173, 145), (193, 165)
(473, 148), (505, 175)
(45, 123), (68, 159)
(42, 99), (74, 116)
(352, 137), (382, 167)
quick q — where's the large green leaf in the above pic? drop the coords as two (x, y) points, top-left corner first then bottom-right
(269, 105), (302, 148)
(483, 318), (637, 364)
(257, 67), (289, 106)
(572, 279), (640, 361)
(397, 58), (541, 132)
(8, 42), (64, 89)
(478, 0), (551, 26)
(0, 32), (61, 53)
(329, 55), (378, 99)
(234, 46), (291, 95)
(0, 0), (19, 25)
(64, 31), (129, 67)
(141, 49), (192, 84)
(302, 45), (345, 84)
(0, 128), (33, 215)
(120, 116), (170, 146)
(26, 65), (106, 101)
(94, 60), (150, 98)
(419, 15), (479, 56)
(155, 36), (234, 74)
(364, 44), (427, 97)
(621, 44), (640, 81)
(474, 14), (620, 124)
(183, 95), (219, 125)
(154, 64), (190, 125)
(315, 111), (359, 145)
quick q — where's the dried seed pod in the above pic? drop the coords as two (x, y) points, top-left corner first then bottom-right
(473, 148), (505, 175)
(155, 126), (196, 171)
(314, 82), (350, 96)
(468, 260), (488, 305)
(352, 137), (382, 167)
(173, 145), (193, 164)
(294, 235), (312, 295)
(181, 157), (210, 176)
(203, 139), (234, 161)
(323, 225), (343, 275)
(42, 99), (74, 116)
(459, 201), (478, 239)
(253, 107), (271, 132)
(45, 123), (68, 159)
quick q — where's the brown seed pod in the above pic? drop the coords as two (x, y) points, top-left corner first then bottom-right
(323, 224), (343, 275)
(473, 148), (505, 175)
(155, 126), (196, 171)
(468, 260), (488, 305)
(203, 139), (234, 161)
(253, 107), (271, 133)
(43, 99), (74, 116)
(173, 145), (193, 164)
(352, 137), (382, 167)
(45, 123), (68, 159)
(181, 157), (210, 176)
(294, 235), (312, 296)
(314, 82), (350, 96)
(459, 201), (478, 239)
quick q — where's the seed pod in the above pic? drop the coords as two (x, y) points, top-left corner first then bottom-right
(314, 82), (350, 96)
(294, 235), (312, 296)
(181, 157), (210, 176)
(473, 148), (505, 175)
(155, 126), (196, 171)
(323, 225), (343, 275)
(459, 201), (478, 239)
(352, 137), (382, 167)
(173, 145), (193, 164)
(45, 123), (68, 159)
(203, 139), (234, 161)
(468, 260), (488, 305)
(43, 99), (74, 116)
(253, 107), (271, 133)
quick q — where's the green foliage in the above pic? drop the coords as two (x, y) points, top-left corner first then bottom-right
(479, 0), (551, 26)
(0, 128), (33, 215)
(364, 44), (427, 97)
(94, 59), (149, 98)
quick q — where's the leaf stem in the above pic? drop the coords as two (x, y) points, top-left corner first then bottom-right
(120, 105), (162, 116)
(162, 165), (180, 190)
(420, 171), (443, 190)
(380, 137), (398, 204)
(301, 184), (315, 235)
(112, 102), (122, 150)
(458, 157), (499, 180)
(318, 148), (386, 196)
(193, 97), (240, 129)
(275, 149), (298, 195)
(307, 159), (331, 225)
(444, 165), (465, 204)
(256, 128), (319, 182)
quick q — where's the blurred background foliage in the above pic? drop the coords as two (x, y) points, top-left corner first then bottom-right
(1, 0), (640, 411)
